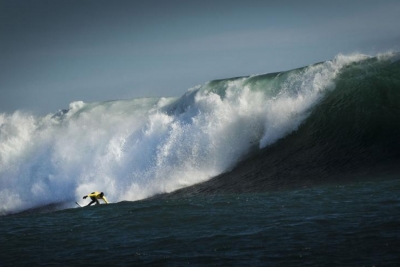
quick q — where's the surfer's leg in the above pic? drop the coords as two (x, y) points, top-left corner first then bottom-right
(87, 197), (96, 206)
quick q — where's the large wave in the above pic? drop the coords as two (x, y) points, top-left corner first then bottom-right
(0, 53), (395, 214)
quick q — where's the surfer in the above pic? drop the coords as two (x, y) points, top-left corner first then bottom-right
(83, 192), (109, 206)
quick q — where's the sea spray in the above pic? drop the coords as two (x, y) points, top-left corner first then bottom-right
(0, 53), (377, 214)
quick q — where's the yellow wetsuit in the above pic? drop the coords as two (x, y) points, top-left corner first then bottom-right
(87, 191), (109, 204)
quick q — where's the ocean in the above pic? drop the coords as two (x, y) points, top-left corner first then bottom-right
(1, 52), (400, 266)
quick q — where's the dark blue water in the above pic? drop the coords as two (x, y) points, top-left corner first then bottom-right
(1, 177), (399, 266)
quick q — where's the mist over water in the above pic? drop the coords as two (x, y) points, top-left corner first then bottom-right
(0, 53), (384, 214)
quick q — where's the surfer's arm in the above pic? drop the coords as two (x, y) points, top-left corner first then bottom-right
(102, 197), (109, 204)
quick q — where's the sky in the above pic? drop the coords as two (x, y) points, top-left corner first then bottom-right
(1, 0), (399, 115)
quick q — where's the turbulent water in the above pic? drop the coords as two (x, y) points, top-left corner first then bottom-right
(1, 52), (400, 266)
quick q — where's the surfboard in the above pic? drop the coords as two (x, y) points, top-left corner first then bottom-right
(75, 202), (83, 207)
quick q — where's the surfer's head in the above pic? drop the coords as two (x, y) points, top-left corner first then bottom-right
(100, 192), (104, 197)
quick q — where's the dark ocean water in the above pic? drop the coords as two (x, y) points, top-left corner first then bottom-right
(1, 177), (399, 266)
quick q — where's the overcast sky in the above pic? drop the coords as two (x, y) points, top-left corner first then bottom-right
(1, 0), (399, 115)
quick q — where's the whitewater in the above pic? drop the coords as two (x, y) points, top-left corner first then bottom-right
(0, 53), (394, 215)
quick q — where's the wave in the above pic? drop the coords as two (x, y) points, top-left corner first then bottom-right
(170, 52), (400, 195)
(1, 52), (398, 214)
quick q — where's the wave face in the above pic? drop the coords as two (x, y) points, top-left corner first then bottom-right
(1, 53), (398, 214)
(171, 52), (400, 195)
